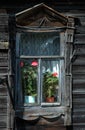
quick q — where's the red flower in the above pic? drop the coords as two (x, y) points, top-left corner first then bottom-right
(20, 61), (24, 67)
(52, 72), (58, 77)
(31, 61), (38, 67)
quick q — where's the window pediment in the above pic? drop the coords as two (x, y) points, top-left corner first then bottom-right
(16, 3), (68, 28)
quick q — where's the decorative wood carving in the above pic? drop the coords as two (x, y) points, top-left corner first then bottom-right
(16, 3), (68, 28)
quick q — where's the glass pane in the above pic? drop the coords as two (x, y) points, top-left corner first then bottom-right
(42, 59), (60, 103)
(19, 32), (60, 56)
(20, 59), (38, 104)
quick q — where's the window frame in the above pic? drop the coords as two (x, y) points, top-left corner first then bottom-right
(15, 30), (66, 108)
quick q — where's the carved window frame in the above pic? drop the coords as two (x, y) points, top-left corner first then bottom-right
(11, 4), (75, 125)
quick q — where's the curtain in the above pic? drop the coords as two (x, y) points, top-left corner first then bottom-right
(19, 32), (60, 56)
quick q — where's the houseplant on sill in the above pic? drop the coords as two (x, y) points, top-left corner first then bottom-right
(21, 62), (37, 104)
(43, 71), (59, 103)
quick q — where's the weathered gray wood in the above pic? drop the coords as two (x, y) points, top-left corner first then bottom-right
(0, 42), (9, 49)
(0, 96), (7, 105)
(74, 34), (85, 44)
(0, 67), (8, 73)
(0, 108), (7, 115)
(0, 85), (7, 96)
(0, 12), (8, 34)
(72, 15), (85, 130)
(72, 65), (85, 73)
(0, 10), (9, 130)
(1, 5), (85, 130)
(73, 56), (85, 65)
(76, 26), (85, 34)
(0, 58), (8, 66)
(0, 128), (7, 130)
(0, 115), (7, 128)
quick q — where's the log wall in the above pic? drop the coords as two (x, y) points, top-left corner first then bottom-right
(0, 10), (9, 130)
(72, 14), (85, 130)
(0, 6), (85, 130)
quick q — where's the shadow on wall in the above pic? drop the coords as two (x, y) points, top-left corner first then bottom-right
(15, 117), (73, 130)
(66, 126), (73, 130)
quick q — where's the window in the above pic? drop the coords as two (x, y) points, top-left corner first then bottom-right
(16, 31), (65, 107)
(10, 4), (74, 125)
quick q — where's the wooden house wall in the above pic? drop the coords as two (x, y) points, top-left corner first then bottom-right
(13, 12), (85, 130)
(0, 7), (85, 130)
(72, 14), (85, 130)
(0, 10), (9, 130)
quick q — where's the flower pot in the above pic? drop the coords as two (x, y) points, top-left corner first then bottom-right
(24, 96), (29, 103)
(24, 96), (35, 103)
(46, 96), (54, 103)
(29, 96), (35, 103)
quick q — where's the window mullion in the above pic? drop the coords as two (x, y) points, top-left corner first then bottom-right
(20, 55), (64, 59)
(38, 58), (41, 104)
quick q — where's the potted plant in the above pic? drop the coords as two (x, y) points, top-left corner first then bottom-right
(43, 71), (59, 103)
(21, 63), (37, 103)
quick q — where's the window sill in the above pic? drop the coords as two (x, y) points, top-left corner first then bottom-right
(41, 102), (61, 106)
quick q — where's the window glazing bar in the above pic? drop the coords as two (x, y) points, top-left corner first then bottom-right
(20, 55), (64, 59)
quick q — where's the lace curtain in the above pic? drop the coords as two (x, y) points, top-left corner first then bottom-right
(19, 32), (60, 56)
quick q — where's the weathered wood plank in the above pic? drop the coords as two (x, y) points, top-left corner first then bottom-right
(73, 114), (85, 124)
(73, 126), (85, 130)
(16, 125), (66, 130)
(0, 67), (8, 73)
(0, 108), (7, 115)
(73, 56), (85, 65)
(0, 128), (7, 130)
(74, 47), (85, 55)
(76, 26), (85, 34)
(0, 42), (9, 49)
(0, 85), (7, 96)
(0, 96), (7, 107)
(0, 14), (8, 33)
(0, 115), (7, 128)
(72, 65), (85, 73)
(76, 16), (85, 26)
(0, 58), (8, 66)
(73, 78), (85, 84)
(0, 33), (8, 41)
(73, 73), (85, 79)
(73, 90), (85, 95)
(74, 34), (85, 44)
(0, 51), (8, 57)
